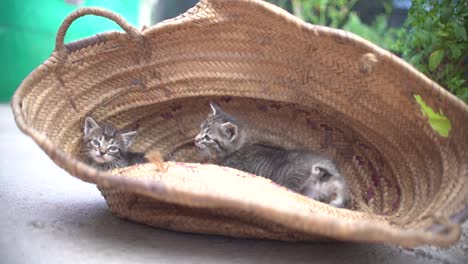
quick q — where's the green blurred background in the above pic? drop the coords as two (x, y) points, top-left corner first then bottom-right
(0, 0), (199, 102)
(1, 0), (465, 103)
(0, 0), (141, 102)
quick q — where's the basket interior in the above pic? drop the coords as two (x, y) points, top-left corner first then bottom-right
(19, 90), (458, 228)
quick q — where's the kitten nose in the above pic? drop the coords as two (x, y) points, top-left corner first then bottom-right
(194, 135), (202, 143)
(99, 149), (106, 155)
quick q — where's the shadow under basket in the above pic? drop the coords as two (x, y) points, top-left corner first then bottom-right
(11, 0), (468, 248)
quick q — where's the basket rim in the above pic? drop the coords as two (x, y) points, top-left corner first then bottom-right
(10, 0), (468, 248)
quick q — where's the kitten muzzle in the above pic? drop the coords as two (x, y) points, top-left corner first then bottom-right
(93, 155), (107, 163)
(196, 144), (212, 160)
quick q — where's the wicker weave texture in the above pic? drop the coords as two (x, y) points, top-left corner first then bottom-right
(11, 0), (468, 247)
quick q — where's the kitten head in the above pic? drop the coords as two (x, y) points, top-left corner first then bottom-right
(194, 102), (246, 159)
(83, 117), (137, 165)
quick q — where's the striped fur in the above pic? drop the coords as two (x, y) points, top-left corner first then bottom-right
(195, 103), (348, 208)
(82, 117), (147, 170)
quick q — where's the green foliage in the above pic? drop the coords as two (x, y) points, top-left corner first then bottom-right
(289, 0), (360, 28)
(343, 13), (402, 52)
(270, 0), (403, 52)
(398, 0), (467, 103)
(414, 95), (452, 137)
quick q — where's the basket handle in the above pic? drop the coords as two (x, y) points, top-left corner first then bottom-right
(55, 7), (141, 53)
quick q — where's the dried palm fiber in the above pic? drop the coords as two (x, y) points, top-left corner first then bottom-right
(11, 0), (468, 248)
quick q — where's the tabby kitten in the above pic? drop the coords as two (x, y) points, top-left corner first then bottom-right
(82, 117), (147, 170)
(194, 103), (348, 208)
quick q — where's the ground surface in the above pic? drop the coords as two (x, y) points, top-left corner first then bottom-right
(1, 105), (466, 264)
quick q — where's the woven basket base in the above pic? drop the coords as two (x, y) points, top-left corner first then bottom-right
(10, 2), (468, 247)
(99, 187), (325, 241)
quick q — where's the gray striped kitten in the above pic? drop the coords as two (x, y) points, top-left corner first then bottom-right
(82, 117), (147, 170)
(194, 103), (348, 208)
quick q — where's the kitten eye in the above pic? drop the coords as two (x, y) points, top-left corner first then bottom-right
(108, 146), (119, 152)
(91, 139), (100, 147)
(203, 135), (211, 141)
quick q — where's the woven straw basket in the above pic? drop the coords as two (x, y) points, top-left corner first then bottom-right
(11, 0), (468, 248)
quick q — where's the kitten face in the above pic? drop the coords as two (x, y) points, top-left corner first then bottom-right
(300, 160), (348, 208)
(83, 117), (137, 165)
(194, 103), (244, 159)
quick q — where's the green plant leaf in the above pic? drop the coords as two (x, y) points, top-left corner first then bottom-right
(414, 29), (431, 45)
(414, 95), (452, 137)
(449, 45), (462, 59)
(453, 24), (467, 41)
(409, 53), (423, 65)
(428, 49), (445, 71)
(437, 30), (449, 37)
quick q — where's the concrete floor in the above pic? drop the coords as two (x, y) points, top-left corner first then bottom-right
(0, 105), (467, 264)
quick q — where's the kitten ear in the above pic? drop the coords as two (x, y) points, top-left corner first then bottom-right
(121, 131), (138, 147)
(221, 122), (238, 141)
(209, 102), (222, 116)
(312, 160), (338, 179)
(84, 117), (100, 135)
